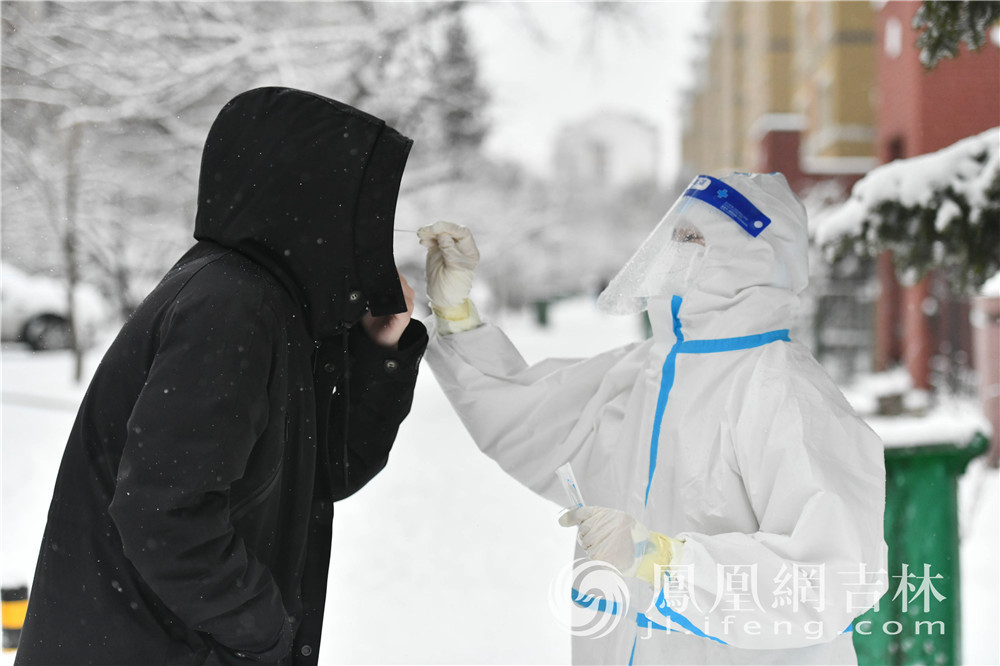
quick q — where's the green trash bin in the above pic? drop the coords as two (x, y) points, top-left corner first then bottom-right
(854, 432), (989, 666)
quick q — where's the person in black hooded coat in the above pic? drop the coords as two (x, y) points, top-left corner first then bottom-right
(15, 87), (428, 666)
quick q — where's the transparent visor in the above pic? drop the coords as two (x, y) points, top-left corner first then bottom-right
(597, 196), (711, 315)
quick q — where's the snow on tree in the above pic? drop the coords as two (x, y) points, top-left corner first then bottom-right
(913, 1), (1000, 68)
(815, 127), (1000, 294)
(1, 1), (486, 377)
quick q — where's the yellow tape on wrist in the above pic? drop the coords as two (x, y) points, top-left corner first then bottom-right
(635, 532), (683, 584)
(431, 300), (471, 321)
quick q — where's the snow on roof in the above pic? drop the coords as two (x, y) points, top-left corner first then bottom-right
(814, 127), (1000, 247)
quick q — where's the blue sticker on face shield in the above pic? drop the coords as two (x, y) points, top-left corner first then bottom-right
(683, 176), (771, 237)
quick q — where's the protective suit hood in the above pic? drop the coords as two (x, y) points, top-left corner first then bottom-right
(599, 173), (809, 338)
(194, 87), (412, 338)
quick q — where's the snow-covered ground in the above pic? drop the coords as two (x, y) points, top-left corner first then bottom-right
(2, 298), (998, 664)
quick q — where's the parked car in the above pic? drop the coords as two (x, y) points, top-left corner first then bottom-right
(1, 264), (110, 351)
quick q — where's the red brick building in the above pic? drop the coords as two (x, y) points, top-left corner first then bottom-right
(873, 0), (1000, 389)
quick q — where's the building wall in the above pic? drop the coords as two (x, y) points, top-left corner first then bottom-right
(681, 0), (875, 194)
(877, 0), (1000, 161)
(873, 0), (1000, 388)
(797, 2), (876, 172)
(682, 2), (748, 176)
(744, 2), (796, 168)
(717, 2), (748, 172)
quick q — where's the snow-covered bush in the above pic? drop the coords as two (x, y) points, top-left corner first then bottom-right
(816, 127), (1000, 294)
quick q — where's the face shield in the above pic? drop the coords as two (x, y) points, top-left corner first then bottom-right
(598, 174), (780, 315)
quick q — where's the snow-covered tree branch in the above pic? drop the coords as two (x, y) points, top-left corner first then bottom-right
(816, 127), (1000, 294)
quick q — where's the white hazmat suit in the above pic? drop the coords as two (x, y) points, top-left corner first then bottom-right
(420, 173), (888, 665)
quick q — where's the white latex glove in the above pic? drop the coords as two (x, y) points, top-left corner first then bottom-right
(559, 506), (681, 582)
(417, 221), (482, 334)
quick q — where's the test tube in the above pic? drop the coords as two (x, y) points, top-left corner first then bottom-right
(555, 462), (585, 510)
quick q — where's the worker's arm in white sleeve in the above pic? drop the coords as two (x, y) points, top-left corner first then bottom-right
(424, 319), (643, 505)
(666, 349), (888, 650)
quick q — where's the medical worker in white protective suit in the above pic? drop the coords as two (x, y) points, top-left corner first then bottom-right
(418, 173), (888, 665)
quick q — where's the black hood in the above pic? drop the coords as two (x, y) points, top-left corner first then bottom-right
(194, 87), (412, 338)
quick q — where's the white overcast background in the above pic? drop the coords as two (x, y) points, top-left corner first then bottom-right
(466, 2), (708, 181)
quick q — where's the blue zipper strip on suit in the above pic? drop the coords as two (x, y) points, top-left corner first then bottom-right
(644, 296), (685, 506)
(644, 295), (790, 506)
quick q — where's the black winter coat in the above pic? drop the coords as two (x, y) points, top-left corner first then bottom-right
(16, 88), (427, 665)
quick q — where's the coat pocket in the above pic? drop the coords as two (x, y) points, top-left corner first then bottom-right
(230, 461), (283, 522)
